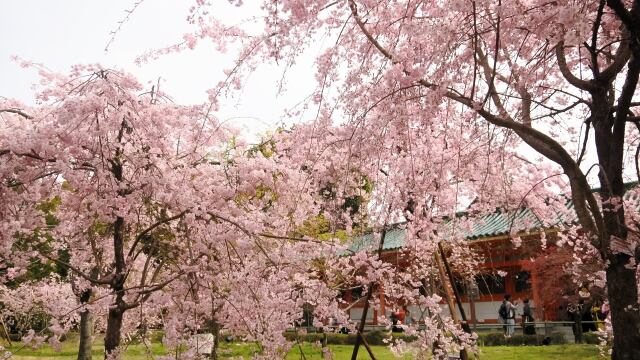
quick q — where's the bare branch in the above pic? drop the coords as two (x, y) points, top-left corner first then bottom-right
(598, 36), (631, 81)
(588, 0), (607, 77)
(104, 0), (145, 52)
(556, 42), (595, 91)
(127, 210), (188, 258)
(40, 252), (112, 285)
(0, 108), (33, 119)
(348, 0), (394, 61)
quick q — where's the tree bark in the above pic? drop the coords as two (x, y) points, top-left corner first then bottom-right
(606, 254), (640, 359)
(77, 309), (94, 360)
(607, 254), (640, 360)
(594, 48), (640, 357)
(104, 307), (124, 358)
(104, 211), (127, 359)
(209, 320), (220, 360)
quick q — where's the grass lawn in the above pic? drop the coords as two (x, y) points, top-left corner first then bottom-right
(2, 339), (601, 359)
(477, 345), (601, 360)
(284, 344), (602, 360)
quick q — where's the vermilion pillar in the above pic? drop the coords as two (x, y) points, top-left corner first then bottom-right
(531, 271), (543, 320)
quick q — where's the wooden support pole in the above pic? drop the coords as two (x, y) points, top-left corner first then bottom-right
(434, 250), (460, 323)
(436, 242), (470, 360)
(360, 333), (377, 360)
(379, 283), (385, 323)
(351, 226), (388, 360)
(0, 316), (12, 347)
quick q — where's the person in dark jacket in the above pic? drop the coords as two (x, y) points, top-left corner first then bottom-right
(567, 301), (583, 343)
(581, 299), (597, 333)
(522, 298), (536, 335)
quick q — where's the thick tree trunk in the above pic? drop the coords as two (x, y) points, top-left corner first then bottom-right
(209, 320), (220, 360)
(77, 310), (94, 360)
(606, 254), (640, 360)
(590, 44), (640, 355)
(597, 181), (640, 359)
(595, 126), (640, 358)
(104, 308), (124, 359)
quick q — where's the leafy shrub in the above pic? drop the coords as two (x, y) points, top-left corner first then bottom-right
(286, 330), (567, 347)
(582, 332), (602, 345)
(476, 331), (566, 346)
(285, 330), (425, 346)
(150, 330), (165, 343)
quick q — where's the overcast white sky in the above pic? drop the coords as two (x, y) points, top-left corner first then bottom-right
(1, 1), (633, 187)
(0, 1), (317, 138)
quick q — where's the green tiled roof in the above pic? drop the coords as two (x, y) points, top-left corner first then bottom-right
(451, 207), (548, 240)
(347, 206), (551, 253)
(347, 227), (406, 253)
(348, 186), (640, 253)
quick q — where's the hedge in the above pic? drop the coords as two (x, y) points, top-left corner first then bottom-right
(283, 331), (416, 346)
(476, 332), (566, 346)
(582, 332), (603, 345)
(284, 330), (568, 347)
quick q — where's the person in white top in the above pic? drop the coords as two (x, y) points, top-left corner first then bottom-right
(499, 294), (517, 337)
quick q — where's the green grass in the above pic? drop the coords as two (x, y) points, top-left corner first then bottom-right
(283, 344), (601, 360)
(477, 344), (602, 360)
(284, 344), (414, 359)
(2, 340), (166, 360)
(2, 339), (601, 359)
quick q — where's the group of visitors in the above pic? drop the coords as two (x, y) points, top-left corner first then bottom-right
(565, 299), (608, 331)
(499, 293), (609, 341)
(390, 309), (406, 333)
(563, 298), (608, 342)
(498, 294), (535, 337)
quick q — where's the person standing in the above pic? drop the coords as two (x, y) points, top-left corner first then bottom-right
(591, 300), (604, 331)
(522, 298), (536, 335)
(499, 294), (517, 337)
(499, 296), (508, 335)
(581, 299), (596, 333)
(567, 301), (584, 343)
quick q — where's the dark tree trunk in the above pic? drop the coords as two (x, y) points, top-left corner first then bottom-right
(606, 254), (640, 360)
(590, 36), (640, 355)
(595, 155), (640, 360)
(209, 320), (220, 360)
(104, 307), (124, 358)
(104, 212), (127, 359)
(601, 180), (640, 360)
(77, 309), (94, 360)
(594, 155), (640, 359)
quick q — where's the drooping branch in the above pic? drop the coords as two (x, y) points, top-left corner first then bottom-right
(480, 0), (502, 108)
(473, 106), (603, 237)
(577, 118), (592, 165)
(348, 0), (605, 246)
